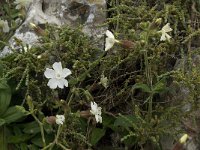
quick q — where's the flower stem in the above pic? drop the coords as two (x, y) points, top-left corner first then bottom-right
(42, 125), (69, 150)
(32, 114), (46, 147)
(143, 27), (153, 120)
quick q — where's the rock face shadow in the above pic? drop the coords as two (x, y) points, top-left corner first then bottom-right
(64, 1), (91, 24)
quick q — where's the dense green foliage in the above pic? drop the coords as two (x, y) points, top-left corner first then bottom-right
(0, 0), (200, 149)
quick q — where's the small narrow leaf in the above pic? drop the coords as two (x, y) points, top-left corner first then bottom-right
(132, 83), (151, 93)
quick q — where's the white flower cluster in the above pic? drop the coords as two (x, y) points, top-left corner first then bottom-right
(44, 63), (103, 124)
(105, 23), (173, 51)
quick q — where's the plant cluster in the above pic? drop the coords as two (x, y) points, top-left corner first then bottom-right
(0, 0), (200, 149)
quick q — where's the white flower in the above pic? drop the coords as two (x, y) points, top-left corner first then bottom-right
(14, 0), (32, 9)
(90, 102), (102, 123)
(100, 74), (108, 89)
(56, 115), (65, 125)
(0, 20), (9, 33)
(158, 23), (173, 41)
(105, 30), (120, 51)
(44, 62), (71, 89)
(23, 44), (32, 52)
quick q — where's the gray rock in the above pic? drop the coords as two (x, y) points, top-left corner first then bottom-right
(2, 0), (107, 55)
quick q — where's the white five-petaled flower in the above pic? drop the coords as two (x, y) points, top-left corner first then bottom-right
(56, 115), (65, 125)
(14, 0), (32, 9)
(44, 62), (71, 89)
(105, 30), (120, 51)
(90, 102), (102, 123)
(158, 23), (173, 41)
(0, 20), (9, 33)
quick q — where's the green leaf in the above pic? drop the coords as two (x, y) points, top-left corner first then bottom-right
(0, 118), (5, 126)
(90, 128), (106, 146)
(0, 79), (11, 115)
(152, 80), (166, 94)
(102, 114), (115, 128)
(8, 134), (33, 144)
(31, 134), (54, 147)
(27, 144), (39, 150)
(132, 83), (151, 93)
(43, 121), (53, 134)
(19, 143), (28, 150)
(114, 115), (140, 129)
(121, 133), (138, 146)
(2, 106), (29, 124)
(23, 121), (40, 134)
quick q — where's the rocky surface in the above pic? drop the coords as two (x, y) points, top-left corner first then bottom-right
(2, 0), (106, 56)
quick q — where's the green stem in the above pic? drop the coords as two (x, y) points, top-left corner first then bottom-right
(32, 114), (46, 147)
(57, 143), (70, 150)
(148, 94), (153, 119)
(55, 125), (62, 143)
(0, 125), (7, 150)
(143, 28), (153, 120)
(42, 142), (54, 150)
(67, 89), (74, 106)
(42, 125), (68, 150)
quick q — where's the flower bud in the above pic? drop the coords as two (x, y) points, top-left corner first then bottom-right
(119, 40), (134, 49)
(37, 55), (42, 59)
(46, 116), (56, 124)
(150, 18), (162, 29)
(172, 134), (189, 150)
(29, 23), (46, 36)
(155, 18), (162, 26)
(179, 134), (188, 144)
(80, 110), (91, 119)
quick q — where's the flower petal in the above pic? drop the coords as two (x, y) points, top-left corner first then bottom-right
(47, 78), (58, 89)
(61, 78), (69, 87)
(160, 33), (166, 41)
(91, 102), (97, 113)
(61, 68), (71, 78)
(53, 62), (63, 74)
(97, 107), (102, 115)
(162, 23), (172, 32)
(105, 38), (115, 51)
(44, 68), (55, 78)
(57, 79), (65, 89)
(106, 30), (114, 39)
(95, 115), (102, 123)
(56, 115), (65, 125)
(165, 33), (171, 41)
